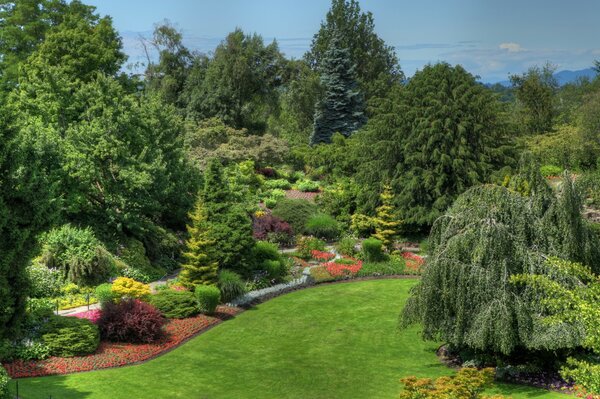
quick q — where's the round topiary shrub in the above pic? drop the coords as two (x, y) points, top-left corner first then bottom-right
(98, 299), (165, 343)
(95, 283), (116, 307)
(41, 315), (100, 357)
(362, 237), (386, 262)
(149, 290), (199, 319)
(195, 285), (221, 315)
(218, 270), (245, 303)
(272, 198), (318, 234)
(111, 277), (151, 300)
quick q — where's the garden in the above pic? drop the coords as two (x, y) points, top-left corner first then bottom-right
(1, 0), (600, 398)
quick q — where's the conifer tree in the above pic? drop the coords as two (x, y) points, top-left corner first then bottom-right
(310, 34), (366, 145)
(180, 198), (218, 288)
(372, 185), (401, 250)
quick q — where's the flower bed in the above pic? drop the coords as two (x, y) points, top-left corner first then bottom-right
(324, 259), (362, 277)
(310, 250), (335, 262)
(401, 252), (425, 273)
(4, 306), (240, 378)
(69, 309), (102, 324)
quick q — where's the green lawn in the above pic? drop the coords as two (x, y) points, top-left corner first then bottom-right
(13, 279), (568, 398)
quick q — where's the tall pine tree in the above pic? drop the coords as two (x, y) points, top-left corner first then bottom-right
(180, 197), (218, 288)
(310, 34), (366, 145)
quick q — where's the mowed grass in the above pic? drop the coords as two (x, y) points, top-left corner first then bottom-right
(13, 279), (568, 398)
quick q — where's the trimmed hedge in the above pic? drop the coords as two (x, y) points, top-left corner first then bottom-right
(149, 290), (199, 319)
(195, 285), (220, 315)
(41, 315), (100, 357)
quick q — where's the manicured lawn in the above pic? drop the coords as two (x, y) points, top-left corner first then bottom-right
(12, 279), (568, 398)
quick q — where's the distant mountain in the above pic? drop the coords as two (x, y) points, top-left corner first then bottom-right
(491, 68), (597, 87)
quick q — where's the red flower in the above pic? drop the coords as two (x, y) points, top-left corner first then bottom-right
(310, 250), (335, 261)
(324, 259), (362, 277)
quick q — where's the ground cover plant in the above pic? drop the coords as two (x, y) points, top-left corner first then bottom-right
(9, 280), (568, 398)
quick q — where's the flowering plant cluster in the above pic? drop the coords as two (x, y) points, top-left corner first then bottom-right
(69, 309), (102, 324)
(3, 306), (240, 378)
(310, 250), (335, 261)
(324, 259), (363, 277)
(401, 252), (425, 273)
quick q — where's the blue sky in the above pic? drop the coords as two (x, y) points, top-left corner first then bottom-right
(84, 0), (600, 82)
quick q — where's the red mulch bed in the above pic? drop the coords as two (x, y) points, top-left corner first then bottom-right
(284, 189), (319, 202)
(4, 306), (241, 378)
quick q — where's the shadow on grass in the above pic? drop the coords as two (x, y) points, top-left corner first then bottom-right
(11, 374), (92, 399)
(491, 381), (566, 398)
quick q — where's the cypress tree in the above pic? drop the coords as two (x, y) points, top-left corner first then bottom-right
(180, 197), (218, 288)
(310, 34), (366, 145)
(372, 184), (401, 250)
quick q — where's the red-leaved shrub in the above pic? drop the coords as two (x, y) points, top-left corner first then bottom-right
(98, 299), (165, 343)
(256, 167), (276, 178)
(252, 214), (294, 244)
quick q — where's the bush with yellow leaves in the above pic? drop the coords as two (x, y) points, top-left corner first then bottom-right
(111, 277), (151, 300)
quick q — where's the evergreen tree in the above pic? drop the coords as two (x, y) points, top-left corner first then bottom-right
(356, 63), (510, 228)
(310, 34), (366, 145)
(306, 0), (403, 100)
(401, 161), (600, 356)
(372, 184), (401, 250)
(180, 198), (219, 288)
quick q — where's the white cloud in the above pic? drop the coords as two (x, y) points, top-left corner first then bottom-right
(499, 42), (526, 53)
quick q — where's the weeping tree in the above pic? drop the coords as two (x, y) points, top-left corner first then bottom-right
(401, 160), (600, 356)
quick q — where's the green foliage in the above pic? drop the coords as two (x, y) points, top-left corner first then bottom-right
(525, 124), (589, 170)
(510, 62), (558, 134)
(185, 118), (289, 169)
(180, 197), (219, 288)
(183, 28), (285, 132)
(296, 180), (320, 192)
(306, 0), (402, 101)
(0, 365), (9, 399)
(264, 179), (292, 190)
(295, 236), (326, 259)
(195, 285), (221, 315)
(26, 259), (62, 298)
(40, 225), (114, 286)
(272, 198), (318, 235)
(372, 185), (401, 249)
(350, 213), (377, 237)
(201, 159), (255, 274)
(356, 63), (511, 228)
(310, 34), (366, 145)
(336, 236), (357, 257)
(356, 256), (406, 277)
(218, 270), (246, 303)
(120, 239), (164, 283)
(560, 358), (600, 395)
(95, 283), (116, 307)
(402, 162), (600, 356)
(150, 290), (199, 319)
(539, 165), (563, 177)
(41, 315), (100, 357)
(361, 237), (386, 262)
(305, 213), (340, 240)
(250, 241), (287, 280)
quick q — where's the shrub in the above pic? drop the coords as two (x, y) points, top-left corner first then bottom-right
(251, 241), (287, 280)
(14, 341), (50, 361)
(264, 178), (291, 190)
(264, 197), (278, 209)
(41, 315), (100, 357)
(39, 224), (115, 286)
(336, 236), (357, 257)
(350, 213), (377, 237)
(399, 368), (503, 399)
(561, 358), (600, 396)
(120, 239), (165, 283)
(310, 266), (335, 283)
(0, 365), (9, 399)
(297, 179), (320, 192)
(99, 299), (165, 343)
(296, 236), (326, 259)
(305, 213), (340, 240)
(357, 256), (406, 277)
(256, 167), (277, 178)
(218, 270), (246, 303)
(26, 259), (62, 298)
(272, 198), (318, 234)
(95, 283), (116, 306)
(362, 237), (386, 262)
(195, 285), (221, 315)
(149, 290), (199, 319)
(252, 214), (294, 246)
(111, 277), (151, 300)
(539, 164), (563, 177)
